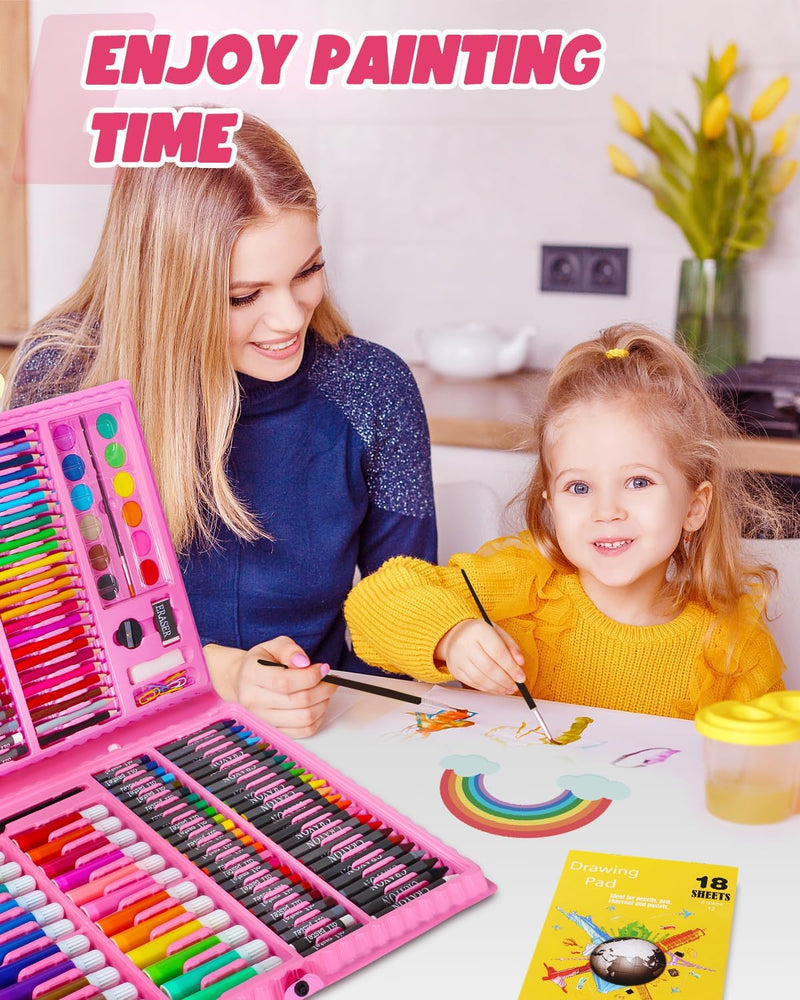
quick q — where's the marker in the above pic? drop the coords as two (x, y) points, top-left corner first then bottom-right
(66, 854), (166, 906)
(33, 966), (120, 1000)
(95, 880), (197, 936)
(143, 925), (249, 987)
(0, 947), (104, 1000)
(0, 917), (74, 961)
(125, 910), (230, 969)
(0, 902), (63, 938)
(27, 818), (122, 865)
(0, 933), (88, 989)
(110, 895), (213, 952)
(80, 866), (182, 921)
(159, 940), (269, 1000)
(178, 957), (282, 1000)
(54, 842), (150, 892)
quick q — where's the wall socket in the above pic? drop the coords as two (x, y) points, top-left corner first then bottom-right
(540, 245), (629, 295)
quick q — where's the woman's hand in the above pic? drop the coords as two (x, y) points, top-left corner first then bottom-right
(434, 620), (527, 695)
(204, 637), (335, 738)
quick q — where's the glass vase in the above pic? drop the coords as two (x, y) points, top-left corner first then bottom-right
(675, 258), (748, 375)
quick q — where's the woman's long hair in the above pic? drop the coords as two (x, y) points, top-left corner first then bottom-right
(5, 113), (352, 554)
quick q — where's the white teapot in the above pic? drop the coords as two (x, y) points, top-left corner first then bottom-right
(418, 323), (536, 379)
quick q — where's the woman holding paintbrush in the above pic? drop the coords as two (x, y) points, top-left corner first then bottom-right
(4, 112), (437, 737)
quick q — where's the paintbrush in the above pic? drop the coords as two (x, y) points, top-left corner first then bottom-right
(256, 660), (466, 713)
(460, 569), (556, 743)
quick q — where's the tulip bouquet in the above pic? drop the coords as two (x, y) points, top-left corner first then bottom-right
(608, 45), (797, 264)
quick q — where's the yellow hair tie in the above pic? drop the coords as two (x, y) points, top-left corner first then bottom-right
(605, 348), (630, 359)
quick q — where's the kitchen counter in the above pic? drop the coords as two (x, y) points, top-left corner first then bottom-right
(411, 364), (800, 476)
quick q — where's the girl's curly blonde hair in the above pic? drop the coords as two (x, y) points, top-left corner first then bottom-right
(525, 323), (793, 619)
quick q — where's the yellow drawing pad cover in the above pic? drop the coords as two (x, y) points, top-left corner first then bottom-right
(519, 850), (737, 998)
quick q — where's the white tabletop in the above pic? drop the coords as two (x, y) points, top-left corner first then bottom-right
(302, 676), (796, 998)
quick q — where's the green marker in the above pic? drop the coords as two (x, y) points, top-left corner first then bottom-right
(179, 956), (283, 1000)
(145, 925), (247, 986)
(161, 940), (268, 1000)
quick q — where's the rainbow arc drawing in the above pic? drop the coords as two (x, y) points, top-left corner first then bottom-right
(439, 769), (613, 838)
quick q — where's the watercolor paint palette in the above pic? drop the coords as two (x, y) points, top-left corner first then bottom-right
(0, 381), (206, 770)
(0, 380), (494, 998)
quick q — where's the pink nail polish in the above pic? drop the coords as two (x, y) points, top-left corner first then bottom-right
(320, 663), (331, 676)
(290, 653), (310, 668)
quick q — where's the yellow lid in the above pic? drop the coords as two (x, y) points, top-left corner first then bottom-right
(749, 690), (800, 722)
(695, 700), (800, 745)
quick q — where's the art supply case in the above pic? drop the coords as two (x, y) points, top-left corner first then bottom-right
(0, 383), (495, 999)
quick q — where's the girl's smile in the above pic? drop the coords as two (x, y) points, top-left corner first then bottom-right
(545, 399), (711, 624)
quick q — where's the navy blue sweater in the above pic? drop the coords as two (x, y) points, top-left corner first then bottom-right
(182, 334), (437, 672)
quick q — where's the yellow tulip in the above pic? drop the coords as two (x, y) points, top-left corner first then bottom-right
(750, 75), (790, 121)
(612, 95), (644, 139)
(702, 92), (731, 140)
(770, 114), (800, 157)
(607, 145), (638, 179)
(718, 43), (737, 85)
(770, 159), (798, 194)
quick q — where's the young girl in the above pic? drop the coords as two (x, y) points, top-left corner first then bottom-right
(345, 324), (788, 719)
(4, 112), (437, 737)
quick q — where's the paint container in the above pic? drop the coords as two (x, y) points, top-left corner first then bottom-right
(748, 690), (800, 813)
(695, 700), (800, 824)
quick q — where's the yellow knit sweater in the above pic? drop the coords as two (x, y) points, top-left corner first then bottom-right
(344, 532), (785, 719)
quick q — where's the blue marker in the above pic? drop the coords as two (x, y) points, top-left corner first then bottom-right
(0, 918), (73, 964)
(0, 933), (88, 988)
(0, 902), (62, 938)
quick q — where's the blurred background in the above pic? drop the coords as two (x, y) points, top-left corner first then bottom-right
(3, 0), (799, 368)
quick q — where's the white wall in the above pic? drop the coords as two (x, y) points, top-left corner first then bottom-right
(26, 0), (800, 366)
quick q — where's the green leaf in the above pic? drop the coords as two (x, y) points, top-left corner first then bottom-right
(647, 112), (695, 177)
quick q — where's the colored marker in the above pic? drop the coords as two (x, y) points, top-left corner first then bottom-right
(142, 925), (249, 987)
(33, 966), (120, 1000)
(178, 956), (283, 1000)
(80, 865), (182, 921)
(125, 910), (230, 969)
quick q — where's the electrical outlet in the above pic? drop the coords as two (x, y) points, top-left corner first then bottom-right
(541, 245), (629, 295)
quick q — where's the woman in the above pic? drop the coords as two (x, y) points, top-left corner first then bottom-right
(5, 112), (437, 737)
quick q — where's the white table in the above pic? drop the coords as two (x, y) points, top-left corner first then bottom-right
(303, 677), (797, 998)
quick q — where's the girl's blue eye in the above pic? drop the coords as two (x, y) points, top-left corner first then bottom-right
(628, 477), (651, 489)
(567, 482), (590, 495)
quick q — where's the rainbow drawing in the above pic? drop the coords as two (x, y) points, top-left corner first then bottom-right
(439, 764), (617, 838)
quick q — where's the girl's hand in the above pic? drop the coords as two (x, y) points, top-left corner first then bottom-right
(204, 637), (335, 738)
(434, 620), (527, 695)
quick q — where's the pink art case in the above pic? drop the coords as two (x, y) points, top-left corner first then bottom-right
(0, 382), (495, 999)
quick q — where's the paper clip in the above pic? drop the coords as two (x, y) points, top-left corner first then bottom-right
(135, 671), (188, 706)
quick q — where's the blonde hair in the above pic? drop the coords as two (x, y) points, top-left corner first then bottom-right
(5, 113), (352, 554)
(525, 323), (791, 619)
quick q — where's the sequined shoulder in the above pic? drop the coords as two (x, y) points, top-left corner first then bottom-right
(309, 337), (434, 517)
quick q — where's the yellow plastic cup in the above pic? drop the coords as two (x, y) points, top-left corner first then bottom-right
(749, 691), (800, 812)
(694, 700), (800, 824)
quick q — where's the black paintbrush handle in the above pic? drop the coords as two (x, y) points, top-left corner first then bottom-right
(256, 659), (424, 706)
(460, 569), (539, 712)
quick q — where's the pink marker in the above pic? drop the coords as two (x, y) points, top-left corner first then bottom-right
(67, 854), (165, 906)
